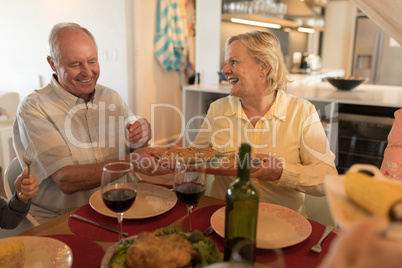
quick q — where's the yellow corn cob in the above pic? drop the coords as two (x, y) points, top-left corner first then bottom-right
(0, 240), (25, 266)
(345, 172), (402, 220)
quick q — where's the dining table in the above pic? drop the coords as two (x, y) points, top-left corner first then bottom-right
(18, 181), (338, 268)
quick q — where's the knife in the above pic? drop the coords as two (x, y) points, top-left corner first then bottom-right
(70, 214), (129, 236)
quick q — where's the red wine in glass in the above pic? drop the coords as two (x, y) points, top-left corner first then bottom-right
(102, 188), (137, 212)
(175, 183), (205, 205)
(101, 162), (137, 244)
(173, 160), (206, 232)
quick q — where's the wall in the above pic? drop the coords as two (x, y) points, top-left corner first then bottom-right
(0, 0), (129, 101)
(195, 0), (222, 84)
(0, 0), (184, 145)
(321, 0), (357, 75)
(131, 1), (183, 145)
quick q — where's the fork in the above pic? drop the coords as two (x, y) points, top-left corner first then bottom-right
(23, 142), (36, 177)
(310, 225), (334, 253)
(203, 225), (214, 236)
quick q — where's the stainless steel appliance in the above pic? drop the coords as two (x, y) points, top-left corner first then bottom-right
(337, 104), (397, 174)
(352, 15), (402, 85)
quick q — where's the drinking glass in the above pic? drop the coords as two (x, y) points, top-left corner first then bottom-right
(173, 160), (206, 232)
(101, 162), (137, 244)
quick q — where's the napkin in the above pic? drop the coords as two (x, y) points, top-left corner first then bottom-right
(43, 234), (104, 268)
(186, 204), (338, 268)
(68, 202), (187, 242)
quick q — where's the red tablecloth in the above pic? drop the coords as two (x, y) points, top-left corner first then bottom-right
(43, 234), (104, 268)
(68, 202), (188, 242)
(186, 204), (338, 268)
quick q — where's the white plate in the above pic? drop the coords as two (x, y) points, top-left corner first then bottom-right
(101, 235), (136, 268)
(136, 172), (174, 186)
(211, 203), (312, 249)
(89, 183), (177, 219)
(0, 236), (72, 267)
(325, 164), (402, 239)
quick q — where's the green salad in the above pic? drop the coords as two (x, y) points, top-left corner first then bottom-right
(109, 226), (220, 268)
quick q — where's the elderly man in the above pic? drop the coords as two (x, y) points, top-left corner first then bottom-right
(13, 22), (169, 222)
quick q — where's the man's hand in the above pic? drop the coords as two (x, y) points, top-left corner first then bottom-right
(126, 118), (152, 147)
(129, 147), (173, 175)
(14, 167), (39, 203)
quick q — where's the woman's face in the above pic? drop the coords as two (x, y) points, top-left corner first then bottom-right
(222, 40), (269, 98)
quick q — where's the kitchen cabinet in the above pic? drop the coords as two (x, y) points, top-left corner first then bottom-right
(221, 13), (298, 28)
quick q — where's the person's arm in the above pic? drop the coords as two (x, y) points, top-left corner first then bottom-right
(380, 108), (402, 180)
(319, 216), (402, 268)
(51, 147), (172, 194)
(252, 103), (337, 196)
(0, 195), (30, 229)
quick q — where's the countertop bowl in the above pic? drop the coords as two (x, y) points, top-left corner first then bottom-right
(326, 77), (366, 90)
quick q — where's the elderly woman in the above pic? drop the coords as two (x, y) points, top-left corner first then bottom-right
(191, 30), (337, 213)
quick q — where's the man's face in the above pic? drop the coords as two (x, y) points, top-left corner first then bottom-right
(48, 28), (100, 101)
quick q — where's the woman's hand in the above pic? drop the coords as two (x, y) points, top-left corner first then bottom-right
(14, 167), (39, 203)
(250, 153), (283, 181)
(126, 118), (152, 147)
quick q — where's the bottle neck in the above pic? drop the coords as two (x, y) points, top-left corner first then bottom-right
(237, 151), (251, 181)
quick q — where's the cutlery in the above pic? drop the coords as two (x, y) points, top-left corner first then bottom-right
(70, 214), (129, 236)
(23, 142), (36, 177)
(310, 225), (333, 253)
(203, 225), (214, 236)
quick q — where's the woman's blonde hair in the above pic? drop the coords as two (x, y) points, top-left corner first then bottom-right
(225, 31), (291, 94)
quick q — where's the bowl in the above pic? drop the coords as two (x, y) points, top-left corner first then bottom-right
(326, 77), (366, 90)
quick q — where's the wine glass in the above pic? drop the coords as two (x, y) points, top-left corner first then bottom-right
(101, 162), (137, 244)
(173, 159), (206, 232)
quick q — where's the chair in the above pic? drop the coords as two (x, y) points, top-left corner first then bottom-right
(304, 194), (335, 227)
(1, 157), (39, 237)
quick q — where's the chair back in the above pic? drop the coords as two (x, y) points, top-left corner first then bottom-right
(4, 157), (22, 200)
(1, 157), (39, 237)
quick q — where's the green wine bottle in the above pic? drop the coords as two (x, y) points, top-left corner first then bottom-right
(223, 143), (259, 262)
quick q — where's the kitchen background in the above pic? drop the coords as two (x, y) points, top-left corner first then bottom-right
(0, 0), (400, 148)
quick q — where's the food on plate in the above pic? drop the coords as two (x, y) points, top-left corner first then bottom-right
(345, 171), (402, 221)
(0, 240), (25, 267)
(109, 226), (220, 268)
(126, 231), (196, 268)
(161, 147), (215, 163)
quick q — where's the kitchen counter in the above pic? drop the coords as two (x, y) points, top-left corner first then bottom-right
(289, 69), (345, 83)
(287, 81), (402, 108)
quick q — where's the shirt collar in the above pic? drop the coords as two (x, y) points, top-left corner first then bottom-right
(50, 74), (96, 107)
(225, 90), (288, 121)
